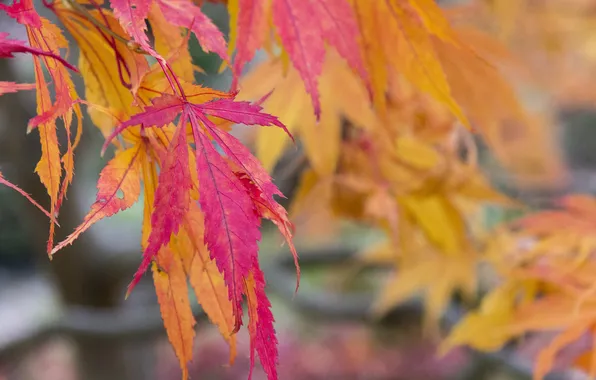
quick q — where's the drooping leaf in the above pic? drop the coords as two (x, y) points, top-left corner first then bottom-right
(152, 247), (196, 380)
(228, 0), (269, 78)
(129, 121), (193, 296)
(179, 203), (238, 363)
(245, 260), (279, 380)
(237, 52), (377, 176)
(51, 147), (143, 254)
(23, 17), (80, 253)
(271, 0), (325, 118)
(350, 0), (467, 124)
(56, 3), (149, 137)
(103, 90), (293, 379)
(109, 0), (156, 55)
(154, 0), (229, 64)
(230, 0), (368, 118)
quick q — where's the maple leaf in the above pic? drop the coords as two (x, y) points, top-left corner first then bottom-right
(110, 92), (291, 292)
(109, 0), (156, 55)
(178, 203), (238, 363)
(136, 119), (193, 298)
(237, 52), (378, 177)
(51, 147), (143, 254)
(245, 258), (279, 380)
(56, 2), (150, 137)
(4, 3), (83, 254)
(98, 90), (297, 379)
(0, 0), (41, 27)
(229, 0), (369, 118)
(349, 0), (465, 122)
(152, 247), (196, 380)
(0, 32), (77, 72)
(154, 0), (229, 64)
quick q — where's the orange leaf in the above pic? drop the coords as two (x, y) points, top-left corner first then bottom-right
(52, 147), (143, 255)
(152, 247), (196, 380)
(180, 204), (238, 363)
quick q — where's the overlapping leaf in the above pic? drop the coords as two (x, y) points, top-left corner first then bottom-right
(109, 0), (229, 63)
(237, 51), (378, 177)
(3, 1), (82, 254)
(229, 0), (368, 117)
(152, 247), (196, 379)
(445, 194), (596, 379)
(2, 0), (578, 380)
(94, 88), (297, 379)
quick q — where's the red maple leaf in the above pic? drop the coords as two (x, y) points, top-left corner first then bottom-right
(109, 0), (229, 64)
(231, 0), (369, 118)
(101, 89), (298, 380)
(0, 0), (41, 28)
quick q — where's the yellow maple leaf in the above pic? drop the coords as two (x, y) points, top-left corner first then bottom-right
(237, 50), (378, 177)
(350, 0), (466, 125)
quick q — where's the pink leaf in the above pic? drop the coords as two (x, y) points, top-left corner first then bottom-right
(0, 171), (54, 221)
(189, 108), (261, 332)
(245, 258), (279, 380)
(0, 0), (42, 29)
(109, 0), (159, 56)
(309, 0), (370, 92)
(238, 172), (299, 291)
(232, 0), (269, 81)
(102, 95), (183, 154)
(272, 0), (324, 118)
(198, 116), (299, 289)
(194, 98), (292, 138)
(128, 123), (192, 295)
(156, 0), (229, 63)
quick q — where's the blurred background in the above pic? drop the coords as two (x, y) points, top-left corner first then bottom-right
(2, 0), (596, 379)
